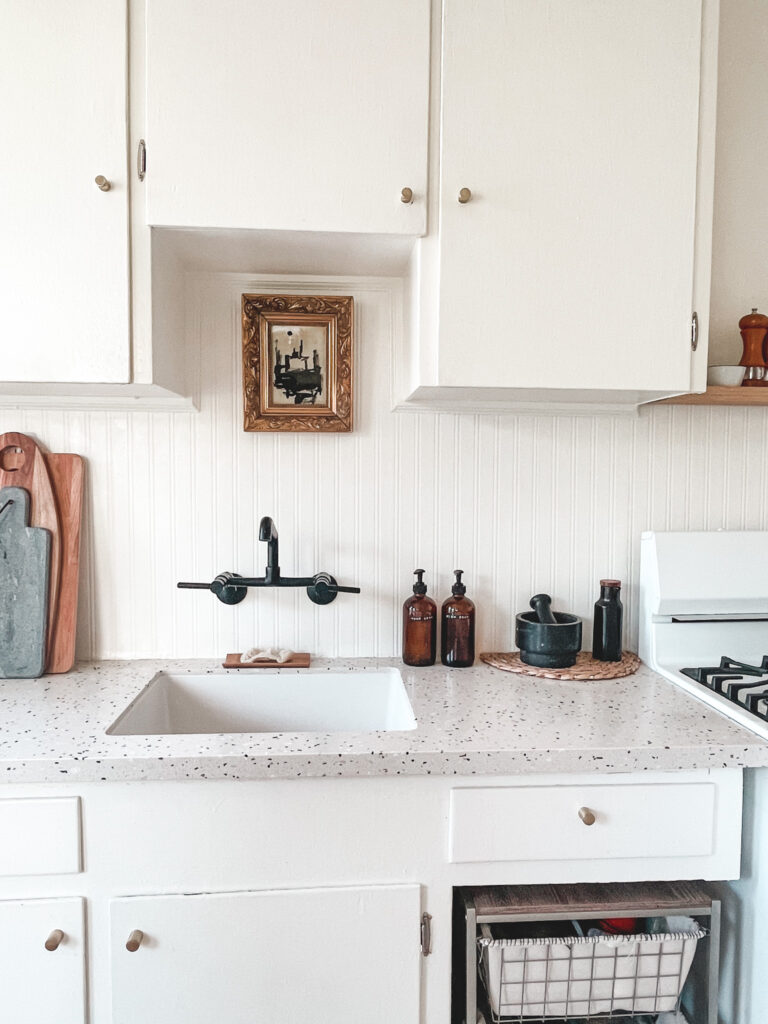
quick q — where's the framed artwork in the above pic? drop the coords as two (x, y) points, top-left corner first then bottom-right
(242, 294), (353, 432)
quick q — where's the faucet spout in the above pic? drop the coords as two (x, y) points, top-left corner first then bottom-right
(259, 516), (279, 583)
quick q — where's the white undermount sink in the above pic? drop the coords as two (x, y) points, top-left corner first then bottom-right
(107, 668), (417, 736)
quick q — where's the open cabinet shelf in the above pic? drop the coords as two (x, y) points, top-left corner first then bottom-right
(652, 386), (768, 406)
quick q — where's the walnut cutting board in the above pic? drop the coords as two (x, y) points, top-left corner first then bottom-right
(0, 433), (61, 661)
(43, 453), (84, 673)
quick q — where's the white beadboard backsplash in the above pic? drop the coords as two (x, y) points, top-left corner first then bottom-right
(4, 271), (768, 661)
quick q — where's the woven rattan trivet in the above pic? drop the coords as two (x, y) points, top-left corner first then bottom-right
(480, 650), (641, 681)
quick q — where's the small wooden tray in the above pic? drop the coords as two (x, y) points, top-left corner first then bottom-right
(480, 650), (640, 680)
(222, 653), (311, 669)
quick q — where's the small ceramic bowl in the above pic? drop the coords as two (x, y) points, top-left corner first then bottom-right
(707, 365), (746, 387)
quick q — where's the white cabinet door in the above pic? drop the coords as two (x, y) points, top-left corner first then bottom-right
(0, 0), (130, 384)
(144, 0), (430, 235)
(0, 897), (86, 1024)
(436, 0), (703, 392)
(111, 884), (422, 1024)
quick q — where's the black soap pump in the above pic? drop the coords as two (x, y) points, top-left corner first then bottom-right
(402, 570), (437, 667)
(441, 570), (476, 668)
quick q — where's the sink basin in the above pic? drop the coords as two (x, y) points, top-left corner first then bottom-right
(107, 669), (417, 735)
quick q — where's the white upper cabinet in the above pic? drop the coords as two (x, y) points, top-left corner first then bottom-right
(144, 0), (431, 235)
(401, 0), (717, 410)
(0, 0), (130, 384)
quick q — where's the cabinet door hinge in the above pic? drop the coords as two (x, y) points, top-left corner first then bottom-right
(420, 912), (432, 956)
(137, 139), (146, 182)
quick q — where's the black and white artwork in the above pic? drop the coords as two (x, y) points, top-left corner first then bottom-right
(268, 324), (329, 407)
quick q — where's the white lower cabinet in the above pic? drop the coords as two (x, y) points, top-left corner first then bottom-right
(110, 883), (423, 1024)
(0, 897), (86, 1024)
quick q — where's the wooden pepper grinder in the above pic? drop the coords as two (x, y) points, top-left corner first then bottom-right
(739, 308), (768, 386)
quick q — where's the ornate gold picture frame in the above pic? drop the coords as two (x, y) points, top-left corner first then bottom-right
(242, 294), (353, 432)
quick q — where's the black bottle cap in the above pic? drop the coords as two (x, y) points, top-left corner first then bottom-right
(413, 569), (427, 595)
(452, 569), (466, 596)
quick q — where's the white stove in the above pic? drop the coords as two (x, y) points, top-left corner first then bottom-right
(639, 529), (768, 740)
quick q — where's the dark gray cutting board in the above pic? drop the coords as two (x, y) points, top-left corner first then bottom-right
(0, 487), (51, 678)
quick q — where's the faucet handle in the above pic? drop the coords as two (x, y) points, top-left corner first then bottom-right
(177, 572), (248, 605)
(307, 573), (361, 605)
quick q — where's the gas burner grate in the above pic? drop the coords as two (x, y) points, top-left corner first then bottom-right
(680, 656), (768, 722)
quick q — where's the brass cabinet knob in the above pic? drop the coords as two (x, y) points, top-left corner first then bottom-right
(45, 929), (64, 951)
(95, 175), (112, 192)
(400, 187), (414, 204)
(126, 929), (144, 952)
(458, 187), (472, 204)
(578, 806), (596, 826)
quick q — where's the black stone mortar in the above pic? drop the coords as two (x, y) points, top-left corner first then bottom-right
(515, 610), (583, 669)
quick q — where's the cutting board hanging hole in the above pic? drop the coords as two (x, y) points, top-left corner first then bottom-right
(0, 446), (25, 472)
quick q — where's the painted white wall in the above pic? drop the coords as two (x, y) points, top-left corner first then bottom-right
(4, 266), (768, 661)
(709, 0), (768, 364)
(718, 770), (768, 1024)
(707, 4), (768, 1022)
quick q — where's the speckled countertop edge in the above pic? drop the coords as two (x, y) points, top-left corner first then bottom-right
(1, 657), (767, 782)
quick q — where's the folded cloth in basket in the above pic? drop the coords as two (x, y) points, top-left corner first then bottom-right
(478, 918), (706, 1019)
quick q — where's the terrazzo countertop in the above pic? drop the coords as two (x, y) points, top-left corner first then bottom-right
(2, 657), (768, 783)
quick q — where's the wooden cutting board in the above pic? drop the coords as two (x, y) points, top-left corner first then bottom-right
(0, 433), (61, 659)
(44, 454), (84, 673)
(222, 653), (311, 669)
(0, 487), (51, 678)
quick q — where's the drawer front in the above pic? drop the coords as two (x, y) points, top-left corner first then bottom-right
(449, 783), (716, 864)
(0, 797), (81, 875)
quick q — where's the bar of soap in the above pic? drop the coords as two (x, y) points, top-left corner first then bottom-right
(240, 647), (294, 664)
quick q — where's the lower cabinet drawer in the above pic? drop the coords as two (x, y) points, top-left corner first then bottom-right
(449, 781), (717, 864)
(0, 797), (81, 876)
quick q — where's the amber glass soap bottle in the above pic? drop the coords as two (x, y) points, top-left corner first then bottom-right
(402, 570), (437, 667)
(441, 570), (475, 668)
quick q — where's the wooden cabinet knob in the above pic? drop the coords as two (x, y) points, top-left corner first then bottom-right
(95, 175), (112, 192)
(400, 187), (413, 204)
(578, 806), (596, 826)
(126, 929), (144, 952)
(458, 187), (472, 204)
(45, 929), (64, 951)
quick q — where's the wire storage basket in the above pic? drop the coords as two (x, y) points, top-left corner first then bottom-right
(478, 918), (706, 1022)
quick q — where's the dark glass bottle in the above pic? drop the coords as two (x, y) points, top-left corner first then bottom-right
(441, 570), (475, 668)
(402, 570), (437, 667)
(592, 579), (623, 661)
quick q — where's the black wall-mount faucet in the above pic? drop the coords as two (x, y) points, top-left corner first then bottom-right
(177, 516), (361, 606)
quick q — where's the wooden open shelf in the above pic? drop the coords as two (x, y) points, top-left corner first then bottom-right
(652, 386), (768, 406)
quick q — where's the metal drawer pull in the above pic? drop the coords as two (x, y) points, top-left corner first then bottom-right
(94, 175), (111, 192)
(400, 187), (413, 204)
(420, 912), (432, 956)
(126, 929), (144, 952)
(45, 929), (64, 951)
(458, 187), (472, 204)
(578, 806), (596, 826)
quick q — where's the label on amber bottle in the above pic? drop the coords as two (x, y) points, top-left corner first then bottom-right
(445, 610), (470, 620)
(409, 613), (434, 622)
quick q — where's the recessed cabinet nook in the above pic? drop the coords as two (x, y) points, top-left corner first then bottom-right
(1, 0), (719, 412)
